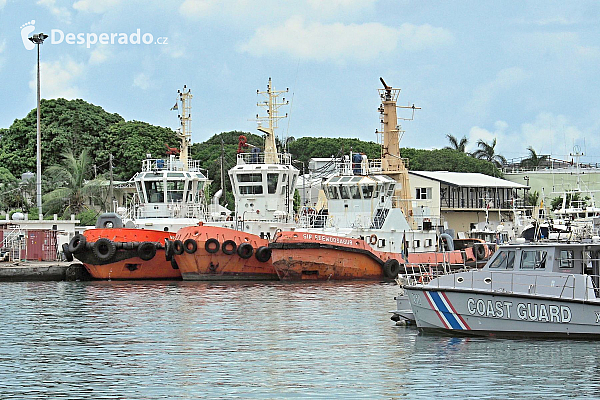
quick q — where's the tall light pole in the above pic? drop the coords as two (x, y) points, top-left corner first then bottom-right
(29, 32), (48, 218)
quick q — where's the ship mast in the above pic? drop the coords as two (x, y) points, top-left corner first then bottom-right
(377, 78), (420, 229)
(256, 78), (289, 164)
(177, 86), (192, 171)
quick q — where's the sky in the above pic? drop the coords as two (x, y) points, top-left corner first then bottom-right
(1, 0), (599, 164)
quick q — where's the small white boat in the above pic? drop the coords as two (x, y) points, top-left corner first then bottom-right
(404, 240), (600, 338)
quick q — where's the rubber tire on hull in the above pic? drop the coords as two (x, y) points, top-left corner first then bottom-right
(237, 243), (253, 259)
(62, 243), (73, 262)
(138, 242), (157, 261)
(184, 239), (198, 254)
(473, 243), (486, 260)
(173, 240), (184, 255)
(205, 238), (220, 254)
(383, 259), (401, 279)
(93, 238), (116, 261)
(68, 234), (87, 254)
(164, 239), (174, 261)
(255, 246), (271, 262)
(222, 240), (237, 255)
(170, 258), (179, 270)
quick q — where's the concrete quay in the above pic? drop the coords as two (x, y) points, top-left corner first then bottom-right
(0, 261), (91, 282)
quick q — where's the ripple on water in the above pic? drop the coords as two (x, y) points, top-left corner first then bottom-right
(1, 281), (600, 399)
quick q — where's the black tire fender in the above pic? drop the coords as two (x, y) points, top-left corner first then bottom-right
(255, 246), (271, 262)
(383, 259), (401, 279)
(237, 242), (253, 259)
(68, 234), (87, 254)
(138, 242), (157, 261)
(93, 238), (116, 261)
(62, 243), (73, 262)
(205, 238), (220, 254)
(222, 240), (237, 255)
(173, 240), (185, 255)
(164, 239), (174, 261)
(473, 243), (486, 260)
(184, 238), (198, 254)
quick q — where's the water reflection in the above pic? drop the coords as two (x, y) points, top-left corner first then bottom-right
(0, 281), (600, 398)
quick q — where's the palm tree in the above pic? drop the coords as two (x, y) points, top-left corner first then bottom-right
(42, 149), (106, 216)
(472, 138), (507, 168)
(444, 134), (469, 153)
(521, 146), (548, 169)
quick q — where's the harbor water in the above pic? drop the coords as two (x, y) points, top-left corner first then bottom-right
(1, 281), (600, 399)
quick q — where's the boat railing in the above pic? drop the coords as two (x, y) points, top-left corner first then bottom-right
(419, 269), (600, 301)
(236, 152), (293, 165)
(141, 158), (205, 173)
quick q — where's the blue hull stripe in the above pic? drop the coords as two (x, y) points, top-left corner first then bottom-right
(429, 291), (464, 330)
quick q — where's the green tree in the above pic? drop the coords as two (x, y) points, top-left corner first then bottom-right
(288, 137), (380, 166)
(471, 138), (507, 168)
(444, 134), (469, 153)
(400, 148), (501, 176)
(525, 191), (540, 207)
(42, 149), (106, 217)
(521, 146), (549, 169)
(550, 193), (589, 211)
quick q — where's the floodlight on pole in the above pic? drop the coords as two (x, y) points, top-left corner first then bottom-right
(28, 32), (48, 219)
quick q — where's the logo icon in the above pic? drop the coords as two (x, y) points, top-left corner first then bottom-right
(21, 20), (36, 50)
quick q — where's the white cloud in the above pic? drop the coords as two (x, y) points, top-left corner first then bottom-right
(239, 17), (454, 62)
(465, 67), (527, 117)
(37, 0), (72, 23)
(73, 0), (120, 13)
(89, 45), (112, 64)
(29, 58), (84, 99)
(307, 0), (377, 16)
(0, 0), (6, 10)
(179, 0), (215, 17)
(133, 72), (152, 90)
(467, 114), (585, 159)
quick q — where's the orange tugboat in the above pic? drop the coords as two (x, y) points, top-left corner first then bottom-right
(69, 86), (211, 279)
(269, 79), (490, 281)
(172, 78), (298, 280)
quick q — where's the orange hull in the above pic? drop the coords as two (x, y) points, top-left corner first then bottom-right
(73, 228), (181, 280)
(270, 231), (481, 281)
(174, 225), (278, 281)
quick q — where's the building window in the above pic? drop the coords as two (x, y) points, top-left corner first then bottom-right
(415, 187), (432, 200)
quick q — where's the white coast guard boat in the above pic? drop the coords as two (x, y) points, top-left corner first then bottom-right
(404, 240), (600, 338)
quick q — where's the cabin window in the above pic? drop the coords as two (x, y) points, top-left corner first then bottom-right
(145, 181), (164, 203)
(167, 180), (185, 202)
(327, 186), (339, 200)
(413, 240), (420, 248)
(374, 184), (382, 198)
(339, 185), (350, 199)
(237, 173), (262, 182)
(416, 187), (432, 200)
(489, 250), (515, 269)
(362, 185), (374, 199)
(349, 185), (362, 199)
(520, 250), (547, 270)
(267, 174), (279, 194)
(280, 174), (288, 195)
(239, 185), (263, 195)
(559, 250), (574, 269)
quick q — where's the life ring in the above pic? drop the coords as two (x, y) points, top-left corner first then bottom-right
(138, 242), (157, 261)
(164, 239), (174, 261)
(183, 238), (198, 254)
(62, 243), (73, 262)
(222, 240), (237, 255)
(68, 234), (87, 254)
(205, 238), (220, 253)
(383, 259), (401, 279)
(473, 243), (486, 260)
(173, 240), (185, 255)
(237, 243), (254, 259)
(369, 235), (378, 246)
(255, 246), (271, 262)
(93, 238), (116, 261)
